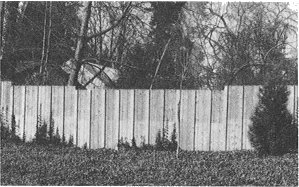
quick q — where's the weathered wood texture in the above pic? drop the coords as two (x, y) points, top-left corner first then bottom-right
(1, 83), (297, 151)
(180, 90), (195, 151)
(105, 89), (119, 149)
(164, 90), (179, 144)
(13, 86), (25, 139)
(64, 87), (77, 145)
(149, 90), (164, 144)
(119, 89), (134, 145)
(24, 86), (38, 141)
(90, 89), (105, 149)
(51, 86), (64, 141)
(134, 89), (149, 146)
(38, 86), (51, 131)
(195, 89), (211, 151)
(227, 86), (243, 150)
(1, 81), (12, 129)
(77, 90), (91, 148)
(210, 88), (227, 151)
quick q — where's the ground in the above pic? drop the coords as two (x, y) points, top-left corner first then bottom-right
(1, 140), (298, 186)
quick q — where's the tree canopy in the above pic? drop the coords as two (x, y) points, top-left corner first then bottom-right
(0, 2), (297, 89)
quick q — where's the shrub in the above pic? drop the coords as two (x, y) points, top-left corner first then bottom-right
(1, 112), (21, 143)
(117, 124), (177, 152)
(248, 78), (297, 156)
(155, 123), (177, 151)
(33, 115), (66, 146)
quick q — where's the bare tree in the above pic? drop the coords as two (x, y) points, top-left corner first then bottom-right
(68, 1), (92, 86)
(184, 2), (297, 88)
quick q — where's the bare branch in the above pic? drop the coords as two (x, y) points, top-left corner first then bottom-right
(86, 2), (132, 41)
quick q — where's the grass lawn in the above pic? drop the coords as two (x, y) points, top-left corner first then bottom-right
(1, 140), (298, 186)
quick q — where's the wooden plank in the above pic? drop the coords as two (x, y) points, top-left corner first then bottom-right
(287, 85), (295, 115)
(134, 89), (149, 146)
(37, 86), (51, 131)
(24, 86), (38, 142)
(210, 87), (227, 151)
(195, 89), (211, 151)
(1, 81), (12, 129)
(90, 89), (105, 149)
(51, 86), (64, 141)
(295, 85), (298, 116)
(105, 89), (119, 149)
(243, 86), (260, 150)
(180, 90), (195, 151)
(149, 90), (164, 145)
(164, 90), (180, 147)
(64, 86), (77, 145)
(119, 89), (134, 145)
(13, 86), (25, 139)
(77, 90), (91, 148)
(227, 86), (243, 150)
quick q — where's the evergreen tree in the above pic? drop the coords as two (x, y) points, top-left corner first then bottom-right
(248, 78), (297, 156)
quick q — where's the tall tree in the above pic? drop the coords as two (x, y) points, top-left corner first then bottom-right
(67, 1), (92, 86)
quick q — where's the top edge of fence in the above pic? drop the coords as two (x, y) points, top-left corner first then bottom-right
(1, 81), (297, 91)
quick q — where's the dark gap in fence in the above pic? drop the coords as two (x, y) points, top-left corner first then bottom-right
(62, 86), (66, 144)
(193, 90), (197, 151)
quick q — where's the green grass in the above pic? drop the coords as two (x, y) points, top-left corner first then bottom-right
(1, 140), (298, 186)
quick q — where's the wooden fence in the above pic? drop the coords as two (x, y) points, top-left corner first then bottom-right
(0, 81), (297, 151)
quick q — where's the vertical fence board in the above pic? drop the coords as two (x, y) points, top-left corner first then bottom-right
(295, 85), (298, 115)
(287, 85), (295, 114)
(180, 90), (195, 150)
(1, 81), (12, 129)
(105, 89), (119, 149)
(90, 89), (105, 149)
(119, 89), (134, 145)
(77, 90), (91, 148)
(25, 86), (38, 142)
(243, 86), (260, 150)
(64, 87), (77, 145)
(164, 90), (179, 146)
(134, 90), (149, 146)
(149, 90), (164, 145)
(13, 86), (25, 139)
(38, 86), (51, 131)
(51, 86), (64, 140)
(210, 88), (227, 151)
(227, 86), (243, 150)
(195, 89), (211, 151)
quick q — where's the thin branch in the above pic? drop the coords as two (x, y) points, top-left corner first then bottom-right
(149, 38), (171, 90)
(86, 2), (132, 41)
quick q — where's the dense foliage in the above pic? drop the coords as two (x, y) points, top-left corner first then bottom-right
(249, 78), (298, 156)
(1, 140), (298, 186)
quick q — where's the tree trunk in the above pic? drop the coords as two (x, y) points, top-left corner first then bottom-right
(0, 1), (5, 82)
(68, 1), (92, 86)
(43, 1), (52, 85)
(40, 2), (48, 74)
